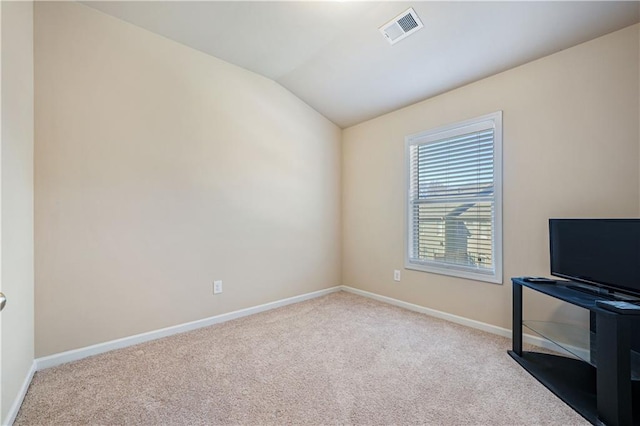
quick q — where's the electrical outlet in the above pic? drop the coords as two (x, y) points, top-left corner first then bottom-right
(394, 270), (401, 281)
(213, 280), (223, 294)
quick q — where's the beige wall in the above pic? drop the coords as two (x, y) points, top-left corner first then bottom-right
(1, 0), (35, 420)
(34, 2), (341, 357)
(343, 24), (640, 330)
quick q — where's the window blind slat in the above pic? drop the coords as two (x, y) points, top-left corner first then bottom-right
(417, 156), (494, 171)
(419, 152), (494, 165)
(419, 138), (493, 155)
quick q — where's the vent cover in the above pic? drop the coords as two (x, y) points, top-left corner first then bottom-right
(379, 8), (423, 45)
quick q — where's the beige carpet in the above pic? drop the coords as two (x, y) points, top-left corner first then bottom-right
(16, 291), (587, 425)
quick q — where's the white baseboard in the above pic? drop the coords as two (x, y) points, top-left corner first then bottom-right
(35, 284), (587, 372)
(340, 285), (588, 358)
(36, 286), (341, 370)
(3, 361), (36, 426)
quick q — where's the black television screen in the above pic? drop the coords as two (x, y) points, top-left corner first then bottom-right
(549, 219), (640, 297)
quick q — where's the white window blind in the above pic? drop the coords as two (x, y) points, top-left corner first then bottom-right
(405, 112), (502, 284)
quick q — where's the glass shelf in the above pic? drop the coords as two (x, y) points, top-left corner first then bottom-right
(523, 320), (640, 380)
(523, 320), (593, 364)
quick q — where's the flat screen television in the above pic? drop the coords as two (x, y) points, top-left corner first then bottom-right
(549, 218), (640, 298)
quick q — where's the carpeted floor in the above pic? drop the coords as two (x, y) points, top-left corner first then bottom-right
(16, 291), (587, 425)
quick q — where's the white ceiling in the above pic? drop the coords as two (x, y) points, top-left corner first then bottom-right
(82, 1), (640, 128)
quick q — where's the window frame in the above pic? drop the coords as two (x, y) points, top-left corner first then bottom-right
(404, 111), (503, 284)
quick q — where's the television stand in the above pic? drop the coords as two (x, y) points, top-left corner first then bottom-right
(509, 277), (640, 426)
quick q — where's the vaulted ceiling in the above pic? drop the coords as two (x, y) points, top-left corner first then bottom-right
(83, 1), (640, 128)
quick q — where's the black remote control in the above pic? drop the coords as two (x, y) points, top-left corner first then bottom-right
(522, 277), (556, 284)
(596, 300), (640, 314)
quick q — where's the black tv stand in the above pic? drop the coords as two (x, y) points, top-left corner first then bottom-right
(509, 277), (640, 426)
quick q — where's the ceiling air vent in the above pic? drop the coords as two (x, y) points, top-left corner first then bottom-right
(379, 8), (423, 45)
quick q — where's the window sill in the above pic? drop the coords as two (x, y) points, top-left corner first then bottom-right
(405, 261), (503, 284)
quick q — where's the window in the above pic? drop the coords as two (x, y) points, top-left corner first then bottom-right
(405, 112), (502, 284)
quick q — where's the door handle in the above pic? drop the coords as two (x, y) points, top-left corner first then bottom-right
(0, 292), (6, 311)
